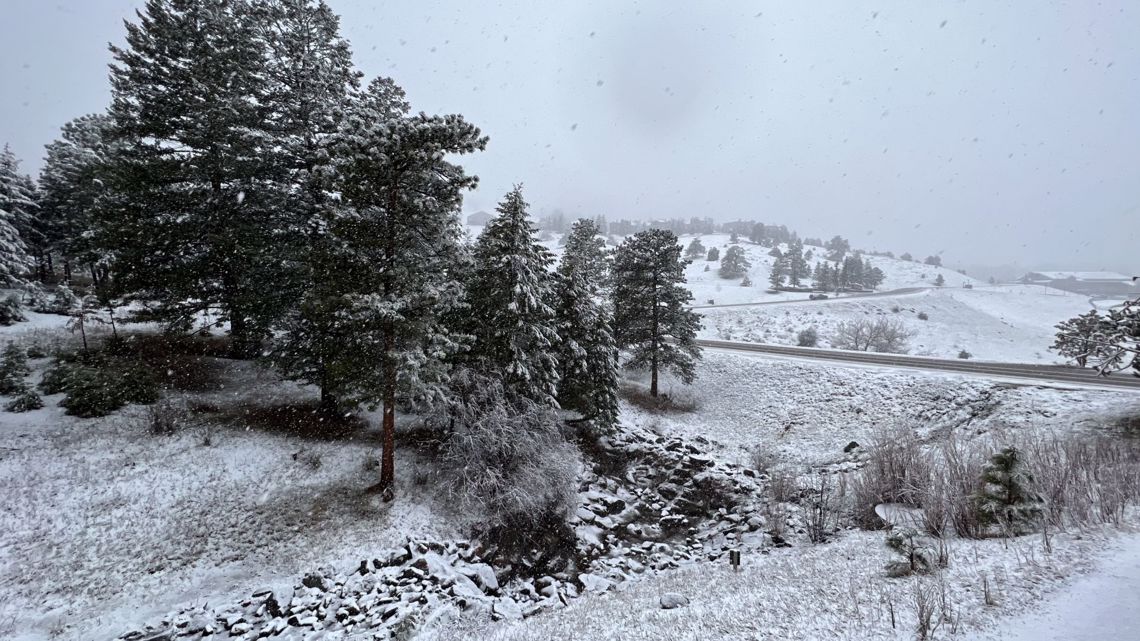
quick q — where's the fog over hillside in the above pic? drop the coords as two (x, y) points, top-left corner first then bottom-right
(3, 1), (1138, 270)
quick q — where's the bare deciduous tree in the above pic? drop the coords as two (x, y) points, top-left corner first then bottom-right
(832, 317), (913, 353)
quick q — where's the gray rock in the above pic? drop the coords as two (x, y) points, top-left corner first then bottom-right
(660, 593), (689, 609)
(578, 573), (614, 593)
(492, 598), (523, 621)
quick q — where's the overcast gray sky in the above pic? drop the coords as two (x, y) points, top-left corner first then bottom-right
(1, 1), (1137, 273)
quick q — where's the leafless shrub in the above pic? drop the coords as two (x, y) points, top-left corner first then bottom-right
(832, 317), (914, 353)
(768, 466), (798, 503)
(436, 370), (580, 563)
(749, 443), (778, 474)
(803, 472), (840, 543)
(939, 437), (986, 539)
(765, 500), (788, 542)
(851, 427), (931, 529)
(912, 580), (937, 641)
(293, 449), (322, 470)
(147, 399), (182, 436)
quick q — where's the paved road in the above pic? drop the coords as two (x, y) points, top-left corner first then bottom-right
(697, 338), (1140, 392)
(691, 287), (928, 310)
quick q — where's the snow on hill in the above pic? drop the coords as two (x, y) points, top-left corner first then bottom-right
(700, 284), (1099, 363)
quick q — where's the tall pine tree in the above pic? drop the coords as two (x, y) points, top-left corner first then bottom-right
(555, 220), (619, 433)
(38, 114), (117, 283)
(100, 0), (283, 356)
(466, 187), (562, 407)
(273, 77), (485, 497)
(612, 229), (701, 397)
(0, 147), (41, 283)
(560, 218), (610, 291)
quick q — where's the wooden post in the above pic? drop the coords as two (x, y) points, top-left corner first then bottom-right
(729, 549), (741, 572)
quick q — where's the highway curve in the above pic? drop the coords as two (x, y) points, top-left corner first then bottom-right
(697, 338), (1140, 392)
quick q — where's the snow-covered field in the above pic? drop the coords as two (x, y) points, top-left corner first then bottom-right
(2, 308), (1139, 641)
(701, 285), (1103, 363)
(427, 528), (1137, 641)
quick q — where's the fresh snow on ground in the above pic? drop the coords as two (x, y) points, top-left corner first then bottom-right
(620, 350), (1140, 468)
(701, 285), (1101, 363)
(964, 533), (1140, 641)
(427, 528), (1135, 641)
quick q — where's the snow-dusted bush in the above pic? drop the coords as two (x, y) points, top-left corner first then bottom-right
(832, 318), (912, 353)
(0, 294), (25, 326)
(884, 527), (937, 577)
(53, 357), (160, 418)
(975, 446), (1042, 536)
(851, 427), (931, 529)
(917, 311), (929, 321)
(436, 370), (580, 559)
(0, 342), (31, 393)
(796, 326), (819, 347)
(749, 443), (777, 473)
(5, 387), (43, 412)
(957, 350), (972, 359)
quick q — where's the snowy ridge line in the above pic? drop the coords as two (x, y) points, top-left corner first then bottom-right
(690, 286), (929, 309)
(696, 339), (1140, 392)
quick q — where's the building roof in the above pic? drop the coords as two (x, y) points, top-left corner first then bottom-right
(1027, 271), (1133, 282)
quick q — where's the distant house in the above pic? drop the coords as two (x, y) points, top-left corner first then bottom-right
(466, 210), (493, 226)
(1020, 271), (1137, 297)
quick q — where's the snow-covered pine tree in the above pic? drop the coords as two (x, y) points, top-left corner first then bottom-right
(554, 259), (619, 433)
(975, 446), (1042, 535)
(786, 239), (808, 287)
(466, 186), (562, 407)
(768, 256), (786, 289)
(273, 77), (485, 498)
(252, 0), (362, 312)
(38, 114), (117, 283)
(100, 0), (283, 356)
(1051, 310), (1106, 367)
(560, 218), (610, 293)
(706, 246), (720, 262)
(0, 147), (37, 285)
(612, 229), (701, 397)
(684, 237), (706, 260)
(719, 245), (751, 279)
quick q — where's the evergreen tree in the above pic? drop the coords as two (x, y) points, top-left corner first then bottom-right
(0, 147), (36, 286)
(466, 186), (561, 407)
(1051, 309), (1106, 367)
(271, 77), (486, 497)
(719, 245), (751, 279)
(560, 218), (610, 292)
(768, 256), (786, 289)
(975, 446), (1042, 535)
(612, 229), (701, 397)
(38, 114), (118, 283)
(934, 274), (945, 287)
(554, 257), (619, 433)
(706, 246), (720, 262)
(99, 0), (283, 356)
(685, 237), (706, 260)
(785, 239), (808, 287)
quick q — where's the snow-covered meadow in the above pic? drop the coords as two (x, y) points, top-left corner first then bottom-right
(3, 309), (1139, 640)
(700, 285), (1102, 363)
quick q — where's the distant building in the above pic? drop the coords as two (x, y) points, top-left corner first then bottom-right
(1020, 271), (1137, 297)
(466, 210), (493, 226)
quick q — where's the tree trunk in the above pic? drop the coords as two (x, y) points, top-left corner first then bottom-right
(319, 385), (338, 415)
(650, 361), (659, 397)
(379, 328), (396, 501)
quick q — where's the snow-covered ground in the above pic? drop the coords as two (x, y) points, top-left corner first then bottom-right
(619, 349), (1140, 468)
(701, 285), (1102, 363)
(965, 533), (1140, 641)
(427, 528), (1136, 641)
(3, 303), (1139, 641)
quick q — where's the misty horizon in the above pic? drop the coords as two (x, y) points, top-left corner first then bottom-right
(2, 0), (1136, 274)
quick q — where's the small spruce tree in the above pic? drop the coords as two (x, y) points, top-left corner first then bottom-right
(975, 446), (1042, 535)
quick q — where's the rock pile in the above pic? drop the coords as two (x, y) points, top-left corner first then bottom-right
(115, 428), (810, 640)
